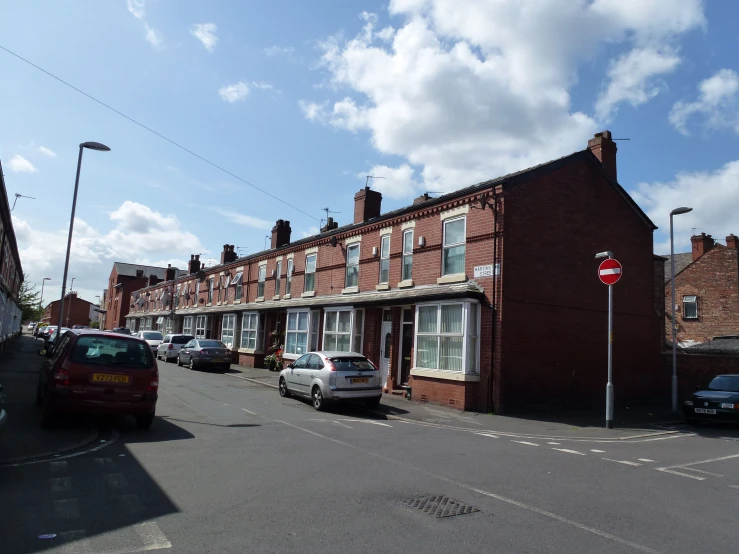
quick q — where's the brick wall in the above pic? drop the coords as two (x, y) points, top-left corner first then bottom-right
(665, 246), (739, 343)
(663, 352), (739, 402)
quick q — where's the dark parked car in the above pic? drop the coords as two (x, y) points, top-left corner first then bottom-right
(36, 330), (158, 428)
(684, 374), (739, 424)
(112, 327), (132, 335)
(177, 339), (232, 371)
(36, 325), (54, 339)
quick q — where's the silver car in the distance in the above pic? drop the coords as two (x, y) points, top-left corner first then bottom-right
(279, 351), (383, 411)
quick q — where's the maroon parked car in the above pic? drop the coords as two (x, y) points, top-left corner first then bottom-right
(36, 330), (158, 428)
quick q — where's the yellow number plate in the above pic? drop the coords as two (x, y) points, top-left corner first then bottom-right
(92, 374), (130, 384)
(351, 378), (369, 384)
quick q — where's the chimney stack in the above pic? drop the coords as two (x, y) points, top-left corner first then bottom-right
(413, 192), (432, 206)
(271, 220), (292, 249)
(320, 217), (339, 233)
(221, 244), (238, 264)
(136, 269), (144, 278)
(188, 254), (201, 275)
(726, 234), (738, 250)
(165, 264), (176, 282)
(354, 186), (382, 224)
(691, 233), (715, 261)
(587, 130), (618, 183)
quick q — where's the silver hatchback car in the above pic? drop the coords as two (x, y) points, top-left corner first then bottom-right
(279, 351), (382, 411)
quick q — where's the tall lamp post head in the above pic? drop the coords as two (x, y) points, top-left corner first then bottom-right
(670, 207), (693, 217)
(595, 251), (613, 260)
(81, 142), (111, 152)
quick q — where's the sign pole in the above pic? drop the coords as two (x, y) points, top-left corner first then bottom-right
(606, 281), (614, 429)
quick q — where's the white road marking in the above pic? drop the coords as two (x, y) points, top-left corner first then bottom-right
(512, 440), (539, 446)
(104, 473), (129, 491)
(49, 460), (68, 474)
(360, 420), (392, 428)
(275, 419), (659, 553)
(547, 442), (560, 445)
(223, 402), (229, 406)
(591, 449), (606, 453)
(552, 448), (586, 455)
(477, 433), (499, 439)
(680, 453), (739, 468)
(50, 477), (73, 492)
(654, 468), (705, 480)
(135, 521), (173, 551)
(603, 458), (642, 467)
(729, 485), (739, 489)
(241, 408), (257, 415)
(638, 459), (655, 463)
(680, 467), (723, 477)
(332, 420), (353, 429)
(54, 498), (80, 519)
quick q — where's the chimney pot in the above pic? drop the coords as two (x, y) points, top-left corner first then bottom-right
(354, 187), (383, 224)
(691, 233), (715, 261)
(188, 255), (202, 275)
(413, 193), (432, 206)
(221, 243), (238, 265)
(726, 234), (738, 250)
(587, 130), (618, 182)
(271, 219), (292, 249)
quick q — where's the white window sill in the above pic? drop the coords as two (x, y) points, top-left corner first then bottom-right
(216, 302), (222, 306)
(272, 295), (281, 301)
(375, 284), (390, 291)
(234, 300), (241, 304)
(410, 368), (480, 382)
(301, 291), (316, 298)
(398, 279), (414, 288)
(437, 273), (467, 285)
(283, 294), (291, 300)
(238, 348), (262, 354)
(206, 303), (212, 307)
(255, 297), (265, 303)
(342, 286), (359, 294)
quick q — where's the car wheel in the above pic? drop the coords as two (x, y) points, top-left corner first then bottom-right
(279, 378), (290, 398)
(189, 358), (197, 371)
(365, 396), (382, 408)
(312, 386), (326, 411)
(136, 413), (155, 429)
(177, 355), (183, 367)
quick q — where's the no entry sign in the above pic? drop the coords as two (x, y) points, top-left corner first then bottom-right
(598, 258), (623, 285)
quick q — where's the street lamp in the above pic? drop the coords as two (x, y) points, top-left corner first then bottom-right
(66, 277), (75, 326)
(36, 277), (51, 331)
(595, 251), (615, 428)
(57, 142), (111, 335)
(670, 206), (693, 412)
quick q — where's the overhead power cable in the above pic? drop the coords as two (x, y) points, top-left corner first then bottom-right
(0, 44), (320, 221)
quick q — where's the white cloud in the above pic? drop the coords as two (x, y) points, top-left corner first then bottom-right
(8, 155), (37, 173)
(209, 208), (272, 229)
(360, 164), (421, 199)
(191, 23), (218, 52)
(264, 45), (295, 56)
(251, 81), (274, 90)
(126, 0), (146, 20)
(301, 226), (320, 238)
(12, 200), (206, 307)
(631, 160), (739, 253)
(219, 82), (250, 102)
(669, 69), (739, 135)
(144, 23), (163, 47)
(301, 0), (704, 197)
(38, 146), (56, 158)
(595, 47), (681, 121)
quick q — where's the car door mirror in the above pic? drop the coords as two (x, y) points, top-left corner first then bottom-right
(287, 363), (294, 369)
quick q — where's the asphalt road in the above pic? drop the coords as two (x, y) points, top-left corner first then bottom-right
(1, 358), (738, 554)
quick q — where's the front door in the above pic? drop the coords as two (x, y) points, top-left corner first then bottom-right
(400, 317), (413, 385)
(380, 320), (392, 388)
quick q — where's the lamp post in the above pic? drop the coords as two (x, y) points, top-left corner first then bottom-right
(670, 206), (693, 412)
(95, 295), (101, 328)
(57, 142), (110, 336)
(36, 277), (51, 332)
(65, 277), (75, 326)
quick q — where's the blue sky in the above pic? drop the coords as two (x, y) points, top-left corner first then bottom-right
(2, 0), (738, 304)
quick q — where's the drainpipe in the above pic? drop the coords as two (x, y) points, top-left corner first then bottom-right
(488, 189), (501, 413)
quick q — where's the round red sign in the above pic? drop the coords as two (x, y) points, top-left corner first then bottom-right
(598, 259), (623, 285)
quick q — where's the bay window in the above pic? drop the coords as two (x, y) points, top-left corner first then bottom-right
(257, 265), (266, 298)
(304, 254), (316, 293)
(221, 314), (236, 348)
(240, 312), (264, 351)
(323, 308), (364, 353)
(345, 244), (360, 288)
(285, 310), (319, 356)
(195, 315), (210, 339)
(275, 261), (282, 297)
(183, 316), (193, 336)
(379, 235), (390, 284)
(442, 216), (466, 276)
(402, 230), (413, 281)
(285, 259), (293, 295)
(415, 301), (479, 373)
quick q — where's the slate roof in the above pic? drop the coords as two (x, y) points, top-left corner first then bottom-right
(682, 337), (739, 355)
(662, 252), (693, 283)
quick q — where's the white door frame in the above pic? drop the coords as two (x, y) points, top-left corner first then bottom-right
(397, 306), (413, 385)
(380, 318), (392, 388)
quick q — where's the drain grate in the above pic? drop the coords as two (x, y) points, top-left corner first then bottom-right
(402, 495), (480, 518)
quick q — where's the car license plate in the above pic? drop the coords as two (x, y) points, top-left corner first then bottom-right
(92, 374), (130, 384)
(351, 378), (369, 384)
(694, 408), (716, 414)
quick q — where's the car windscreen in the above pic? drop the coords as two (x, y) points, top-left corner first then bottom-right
(172, 336), (193, 344)
(708, 375), (739, 392)
(329, 356), (375, 371)
(142, 332), (163, 340)
(198, 340), (226, 348)
(71, 336), (154, 368)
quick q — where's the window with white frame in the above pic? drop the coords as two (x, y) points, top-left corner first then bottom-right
(379, 235), (390, 284)
(144, 317), (153, 331)
(285, 259), (293, 295)
(183, 316), (193, 335)
(415, 301), (479, 373)
(285, 310), (311, 356)
(257, 265), (266, 298)
(345, 244), (360, 288)
(221, 314), (236, 348)
(275, 261), (282, 297)
(166, 317), (174, 335)
(402, 229), (413, 281)
(156, 316), (165, 331)
(323, 308), (364, 353)
(442, 216), (466, 276)
(232, 272), (243, 300)
(304, 254), (316, 293)
(208, 278), (214, 304)
(240, 312), (264, 351)
(683, 296), (698, 319)
(195, 281), (201, 302)
(195, 315), (210, 339)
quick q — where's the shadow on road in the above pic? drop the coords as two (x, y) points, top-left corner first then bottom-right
(158, 415), (261, 429)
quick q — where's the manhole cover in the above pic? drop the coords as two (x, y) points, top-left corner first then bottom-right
(402, 495), (480, 518)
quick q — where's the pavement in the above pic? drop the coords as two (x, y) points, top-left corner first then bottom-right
(1, 353), (738, 553)
(0, 331), (98, 465)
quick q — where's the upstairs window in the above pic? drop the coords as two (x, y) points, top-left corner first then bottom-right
(275, 261), (282, 297)
(442, 216), (466, 276)
(285, 259), (293, 295)
(379, 235), (390, 284)
(683, 296), (698, 319)
(402, 230), (413, 281)
(345, 244), (360, 288)
(257, 265), (266, 298)
(208, 278), (214, 304)
(232, 272), (243, 300)
(304, 254), (316, 293)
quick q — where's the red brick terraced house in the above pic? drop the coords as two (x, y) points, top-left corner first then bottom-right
(125, 131), (662, 413)
(664, 232), (739, 345)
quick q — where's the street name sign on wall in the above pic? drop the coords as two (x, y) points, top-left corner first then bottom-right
(473, 264), (499, 278)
